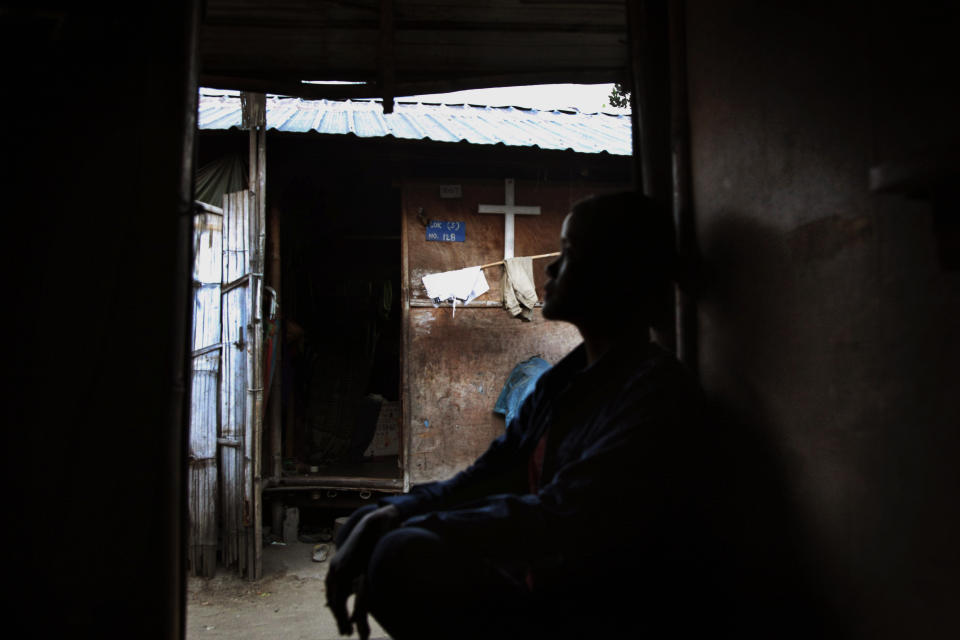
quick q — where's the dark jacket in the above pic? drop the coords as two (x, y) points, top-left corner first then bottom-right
(382, 339), (711, 601)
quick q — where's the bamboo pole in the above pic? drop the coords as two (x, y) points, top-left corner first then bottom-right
(479, 251), (559, 270)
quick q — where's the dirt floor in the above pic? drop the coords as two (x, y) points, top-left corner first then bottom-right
(186, 541), (389, 640)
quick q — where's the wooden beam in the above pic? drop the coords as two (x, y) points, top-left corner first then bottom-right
(627, 0), (676, 352)
(627, 0), (671, 205)
(379, 0), (395, 113)
(201, 68), (626, 101)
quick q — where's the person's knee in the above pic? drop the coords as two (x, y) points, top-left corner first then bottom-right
(334, 503), (379, 547)
(366, 528), (450, 607)
(368, 527), (441, 585)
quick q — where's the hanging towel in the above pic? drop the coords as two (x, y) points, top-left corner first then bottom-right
(502, 257), (538, 321)
(422, 266), (489, 315)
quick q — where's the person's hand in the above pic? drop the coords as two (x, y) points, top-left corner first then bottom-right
(325, 505), (400, 636)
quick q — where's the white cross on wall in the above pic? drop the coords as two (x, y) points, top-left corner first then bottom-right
(478, 178), (541, 260)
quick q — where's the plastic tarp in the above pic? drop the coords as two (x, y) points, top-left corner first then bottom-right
(195, 154), (247, 209)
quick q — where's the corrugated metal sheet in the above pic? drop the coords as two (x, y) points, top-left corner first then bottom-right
(189, 210), (222, 578)
(216, 187), (266, 580)
(220, 190), (252, 575)
(198, 91), (632, 156)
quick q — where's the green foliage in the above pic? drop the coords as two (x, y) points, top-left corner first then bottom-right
(607, 82), (630, 109)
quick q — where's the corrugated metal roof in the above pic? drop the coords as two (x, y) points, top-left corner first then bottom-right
(197, 90), (632, 156)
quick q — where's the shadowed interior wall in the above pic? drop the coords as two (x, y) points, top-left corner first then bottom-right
(3, 3), (197, 638)
(686, 1), (959, 637)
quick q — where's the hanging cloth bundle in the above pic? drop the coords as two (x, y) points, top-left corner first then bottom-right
(420, 252), (559, 318)
(502, 257), (538, 321)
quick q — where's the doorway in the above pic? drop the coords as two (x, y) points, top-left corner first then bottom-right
(272, 172), (404, 495)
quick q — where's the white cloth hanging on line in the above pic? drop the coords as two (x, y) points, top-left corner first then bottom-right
(420, 252), (559, 317)
(421, 266), (489, 316)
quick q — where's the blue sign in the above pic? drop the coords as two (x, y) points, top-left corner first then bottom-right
(426, 220), (465, 242)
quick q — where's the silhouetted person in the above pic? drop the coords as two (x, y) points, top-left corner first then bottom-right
(326, 191), (720, 639)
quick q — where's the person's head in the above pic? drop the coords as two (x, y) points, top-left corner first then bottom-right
(542, 191), (677, 334)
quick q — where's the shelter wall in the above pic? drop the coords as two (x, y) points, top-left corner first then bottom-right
(687, 1), (960, 637)
(401, 180), (621, 484)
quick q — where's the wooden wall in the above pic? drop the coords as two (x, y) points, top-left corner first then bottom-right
(401, 179), (621, 485)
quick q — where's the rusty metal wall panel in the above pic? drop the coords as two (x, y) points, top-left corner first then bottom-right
(406, 307), (580, 483)
(403, 179), (616, 306)
(402, 179), (623, 485)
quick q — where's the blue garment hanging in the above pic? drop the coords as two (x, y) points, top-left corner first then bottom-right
(493, 356), (552, 428)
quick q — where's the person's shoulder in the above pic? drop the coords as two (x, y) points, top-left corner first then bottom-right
(623, 342), (703, 405)
(534, 342), (587, 389)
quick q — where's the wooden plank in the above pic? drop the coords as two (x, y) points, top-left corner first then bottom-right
(204, 0), (626, 28)
(268, 476), (403, 491)
(200, 25), (626, 77)
(194, 200), (224, 215)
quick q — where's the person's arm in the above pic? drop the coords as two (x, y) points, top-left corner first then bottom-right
(378, 387), (539, 520)
(326, 503), (400, 638)
(397, 379), (699, 571)
(326, 382), (544, 637)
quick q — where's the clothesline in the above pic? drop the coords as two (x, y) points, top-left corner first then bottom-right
(479, 252), (560, 270)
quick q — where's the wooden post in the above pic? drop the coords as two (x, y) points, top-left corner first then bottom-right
(242, 91), (267, 580)
(669, 0), (698, 371)
(627, 0), (672, 205)
(253, 106), (266, 581)
(379, 0), (395, 113)
(627, 0), (676, 352)
(268, 204), (284, 537)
